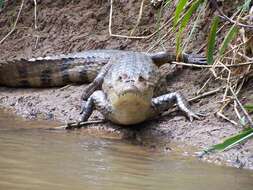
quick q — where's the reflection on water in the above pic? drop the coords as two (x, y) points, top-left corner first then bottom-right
(0, 109), (252, 190)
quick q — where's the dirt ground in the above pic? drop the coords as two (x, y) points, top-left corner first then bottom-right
(0, 0), (253, 169)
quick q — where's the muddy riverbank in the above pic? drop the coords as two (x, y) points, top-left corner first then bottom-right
(0, 0), (252, 169)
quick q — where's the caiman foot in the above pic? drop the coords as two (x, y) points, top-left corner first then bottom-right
(182, 53), (207, 65)
(152, 91), (205, 122)
(184, 110), (206, 122)
(80, 90), (111, 124)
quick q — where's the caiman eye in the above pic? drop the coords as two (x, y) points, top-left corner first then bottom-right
(138, 76), (145, 82)
(117, 76), (122, 81)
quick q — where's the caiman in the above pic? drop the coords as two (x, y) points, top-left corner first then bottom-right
(0, 50), (205, 127)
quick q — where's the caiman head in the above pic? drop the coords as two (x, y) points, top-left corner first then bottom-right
(102, 53), (160, 124)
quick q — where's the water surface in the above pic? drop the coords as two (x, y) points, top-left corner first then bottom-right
(0, 109), (252, 190)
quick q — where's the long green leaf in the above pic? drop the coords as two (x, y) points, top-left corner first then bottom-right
(177, 0), (204, 54)
(155, 0), (173, 48)
(164, 0), (172, 8)
(176, 31), (182, 56)
(213, 128), (253, 151)
(241, 0), (251, 11)
(179, 0), (204, 32)
(207, 16), (219, 65)
(173, 0), (188, 28)
(219, 25), (238, 55)
(244, 104), (253, 113)
(201, 128), (253, 155)
(223, 132), (253, 151)
(0, 0), (4, 9)
(183, 0), (207, 51)
(176, 0), (204, 56)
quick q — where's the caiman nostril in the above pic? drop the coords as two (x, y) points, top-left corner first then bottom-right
(125, 79), (135, 83)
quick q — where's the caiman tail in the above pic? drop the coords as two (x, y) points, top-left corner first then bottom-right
(0, 50), (120, 87)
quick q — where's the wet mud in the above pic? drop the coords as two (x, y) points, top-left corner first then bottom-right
(0, 0), (252, 169)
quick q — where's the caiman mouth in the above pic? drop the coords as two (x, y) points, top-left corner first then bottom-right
(118, 88), (141, 97)
(111, 90), (150, 110)
(108, 90), (152, 125)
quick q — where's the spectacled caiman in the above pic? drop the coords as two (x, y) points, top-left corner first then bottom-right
(0, 50), (206, 127)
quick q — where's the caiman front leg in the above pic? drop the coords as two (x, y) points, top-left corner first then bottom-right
(152, 91), (204, 121)
(80, 90), (112, 122)
(81, 62), (113, 100)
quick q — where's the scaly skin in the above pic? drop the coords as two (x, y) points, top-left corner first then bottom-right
(0, 49), (205, 126)
(79, 51), (204, 126)
(0, 50), (205, 87)
(0, 50), (119, 87)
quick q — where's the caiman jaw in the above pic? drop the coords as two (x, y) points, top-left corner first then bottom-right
(108, 82), (154, 109)
(112, 91), (150, 109)
(107, 90), (152, 125)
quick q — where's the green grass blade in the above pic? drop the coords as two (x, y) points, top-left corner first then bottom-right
(223, 132), (253, 151)
(164, 0), (172, 8)
(176, 0), (204, 56)
(219, 25), (238, 56)
(0, 0), (4, 9)
(213, 128), (253, 151)
(176, 31), (182, 56)
(207, 16), (219, 65)
(155, 0), (173, 48)
(244, 104), (253, 113)
(178, 0), (204, 53)
(241, 0), (251, 11)
(179, 0), (204, 32)
(202, 128), (253, 155)
(183, 0), (207, 51)
(173, 0), (188, 28)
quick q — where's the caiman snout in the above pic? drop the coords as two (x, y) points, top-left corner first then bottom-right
(124, 79), (135, 83)
(117, 83), (139, 96)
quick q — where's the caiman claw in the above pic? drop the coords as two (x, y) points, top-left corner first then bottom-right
(186, 111), (206, 122)
(183, 53), (207, 65)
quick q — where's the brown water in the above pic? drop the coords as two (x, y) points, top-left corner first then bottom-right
(0, 110), (253, 190)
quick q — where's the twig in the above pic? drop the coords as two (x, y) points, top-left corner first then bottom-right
(209, 0), (253, 29)
(214, 61), (231, 102)
(0, 0), (24, 44)
(49, 120), (105, 130)
(109, 0), (172, 39)
(221, 39), (250, 58)
(229, 86), (253, 128)
(146, 27), (173, 52)
(188, 87), (223, 102)
(33, 0), (39, 48)
(196, 8), (240, 54)
(147, 0), (205, 52)
(130, 0), (145, 36)
(197, 76), (212, 95)
(216, 111), (238, 126)
(34, 35), (39, 49)
(234, 101), (244, 126)
(238, 52), (253, 61)
(183, 0), (207, 52)
(171, 61), (253, 68)
(33, 0), (37, 29)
